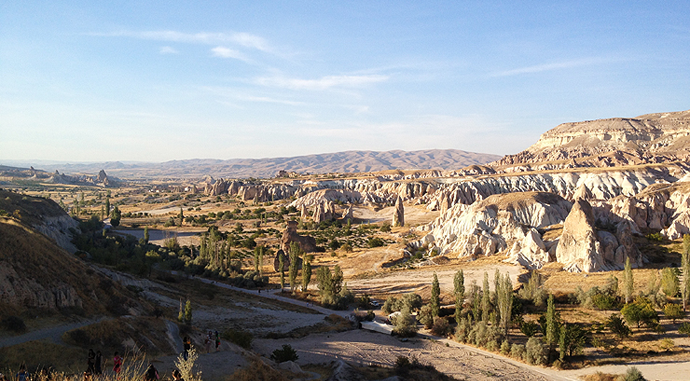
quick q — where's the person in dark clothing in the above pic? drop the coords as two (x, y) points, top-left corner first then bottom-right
(87, 349), (96, 373)
(182, 336), (191, 360)
(143, 364), (158, 381)
(94, 351), (103, 375)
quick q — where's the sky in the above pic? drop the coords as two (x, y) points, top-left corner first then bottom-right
(1, 1), (689, 163)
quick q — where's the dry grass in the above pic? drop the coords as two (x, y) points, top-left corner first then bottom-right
(0, 340), (83, 373)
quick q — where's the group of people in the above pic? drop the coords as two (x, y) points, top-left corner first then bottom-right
(83, 350), (123, 380)
(202, 330), (221, 354)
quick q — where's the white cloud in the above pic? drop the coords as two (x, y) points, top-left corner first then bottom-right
(255, 74), (389, 90)
(159, 46), (179, 54)
(98, 30), (275, 54)
(210, 46), (249, 62)
(491, 57), (610, 77)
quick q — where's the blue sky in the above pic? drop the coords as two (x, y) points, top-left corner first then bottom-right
(1, 1), (689, 162)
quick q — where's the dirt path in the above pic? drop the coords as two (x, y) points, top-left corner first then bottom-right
(0, 317), (111, 347)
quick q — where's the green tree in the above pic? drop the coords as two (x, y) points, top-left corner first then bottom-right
(559, 324), (587, 360)
(546, 294), (558, 349)
(430, 273), (440, 318)
(177, 299), (184, 322)
(482, 271), (491, 323)
(621, 300), (658, 329)
(302, 255), (312, 292)
(661, 267), (679, 297)
(454, 269), (465, 325)
(680, 234), (690, 311)
(606, 315), (632, 339)
(179, 207), (184, 226)
(317, 266), (334, 303)
(497, 272), (513, 336)
(664, 303), (684, 324)
(110, 206), (121, 227)
(184, 299), (192, 325)
(279, 252), (285, 292)
(105, 197), (110, 217)
(624, 256), (634, 304)
(289, 242), (301, 294)
(143, 226), (149, 244)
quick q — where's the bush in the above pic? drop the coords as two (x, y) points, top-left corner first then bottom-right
(431, 316), (451, 337)
(661, 268), (680, 297)
(222, 329), (253, 349)
(1, 316), (26, 333)
(664, 303), (684, 323)
(454, 317), (471, 343)
(418, 305), (434, 329)
(368, 237), (385, 248)
(592, 293), (619, 310)
(606, 315), (632, 339)
(520, 321), (539, 337)
(624, 366), (646, 381)
(678, 322), (690, 336)
(500, 340), (511, 355)
(270, 344), (299, 363)
(524, 337), (548, 365)
(510, 343), (526, 360)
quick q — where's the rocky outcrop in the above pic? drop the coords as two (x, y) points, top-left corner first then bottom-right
(392, 196), (404, 227)
(0, 261), (83, 309)
(281, 221), (317, 253)
(418, 192), (571, 260)
(556, 199), (642, 272)
(33, 215), (79, 253)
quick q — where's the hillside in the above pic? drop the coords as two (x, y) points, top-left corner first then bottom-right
(0, 192), (148, 319)
(36, 148), (501, 179)
(495, 109), (690, 166)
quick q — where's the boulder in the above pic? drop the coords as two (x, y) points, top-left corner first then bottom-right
(392, 196), (404, 227)
(556, 199), (603, 272)
(281, 221), (317, 253)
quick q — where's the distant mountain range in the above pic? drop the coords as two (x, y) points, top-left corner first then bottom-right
(3, 149), (501, 180)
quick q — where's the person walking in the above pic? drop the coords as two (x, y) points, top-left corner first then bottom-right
(113, 352), (123, 378)
(143, 364), (158, 381)
(182, 336), (191, 360)
(214, 330), (220, 352)
(94, 351), (103, 375)
(87, 349), (96, 373)
(15, 364), (28, 381)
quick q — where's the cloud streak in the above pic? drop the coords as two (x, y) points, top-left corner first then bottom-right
(95, 30), (274, 54)
(210, 46), (250, 62)
(491, 57), (610, 77)
(159, 46), (179, 54)
(255, 74), (389, 90)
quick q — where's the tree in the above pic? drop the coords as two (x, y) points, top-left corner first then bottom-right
(454, 270), (465, 324)
(143, 226), (149, 244)
(279, 252), (285, 292)
(430, 273), (440, 318)
(302, 255), (312, 292)
(558, 324), (587, 360)
(316, 266), (334, 303)
(393, 305), (417, 337)
(482, 271), (491, 323)
(606, 315), (631, 339)
(624, 256), (634, 304)
(497, 272), (513, 337)
(680, 234), (690, 311)
(621, 300), (658, 329)
(184, 299), (192, 325)
(664, 303), (684, 323)
(258, 246), (264, 277)
(177, 299), (184, 322)
(546, 294), (558, 349)
(105, 197), (111, 218)
(110, 206), (121, 227)
(661, 267), (680, 297)
(332, 265), (344, 295)
(179, 207), (184, 226)
(253, 247), (260, 273)
(289, 242), (300, 294)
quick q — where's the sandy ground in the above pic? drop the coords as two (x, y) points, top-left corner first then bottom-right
(253, 329), (557, 381)
(346, 264), (524, 298)
(353, 204), (439, 226)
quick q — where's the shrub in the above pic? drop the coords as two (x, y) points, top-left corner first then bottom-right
(368, 237), (385, 248)
(520, 321), (539, 337)
(621, 300), (658, 329)
(524, 337), (548, 365)
(1, 316), (26, 333)
(222, 329), (253, 349)
(646, 233), (663, 242)
(486, 339), (499, 352)
(500, 340), (511, 355)
(431, 317), (451, 337)
(270, 344), (299, 363)
(606, 315), (632, 339)
(454, 317), (471, 343)
(624, 366), (646, 381)
(510, 343), (526, 360)
(592, 293), (619, 310)
(418, 305), (434, 329)
(678, 322), (690, 336)
(661, 268), (680, 297)
(664, 303), (684, 323)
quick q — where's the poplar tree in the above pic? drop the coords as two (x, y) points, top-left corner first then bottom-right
(680, 234), (690, 311)
(184, 299), (193, 325)
(105, 197), (110, 217)
(497, 272), (513, 336)
(482, 271), (491, 323)
(302, 255), (312, 292)
(430, 273), (440, 318)
(624, 256), (634, 304)
(289, 242), (301, 294)
(454, 270), (465, 324)
(279, 252), (285, 292)
(546, 294), (557, 349)
(144, 226), (149, 244)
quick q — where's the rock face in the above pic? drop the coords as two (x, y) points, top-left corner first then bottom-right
(419, 192), (571, 261)
(496, 109), (690, 166)
(556, 199), (642, 272)
(392, 196), (404, 227)
(281, 221), (317, 253)
(0, 261), (83, 309)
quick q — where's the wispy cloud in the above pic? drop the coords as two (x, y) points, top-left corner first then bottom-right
(94, 30), (275, 54)
(210, 46), (250, 62)
(255, 74), (389, 90)
(159, 46), (179, 54)
(491, 57), (610, 77)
